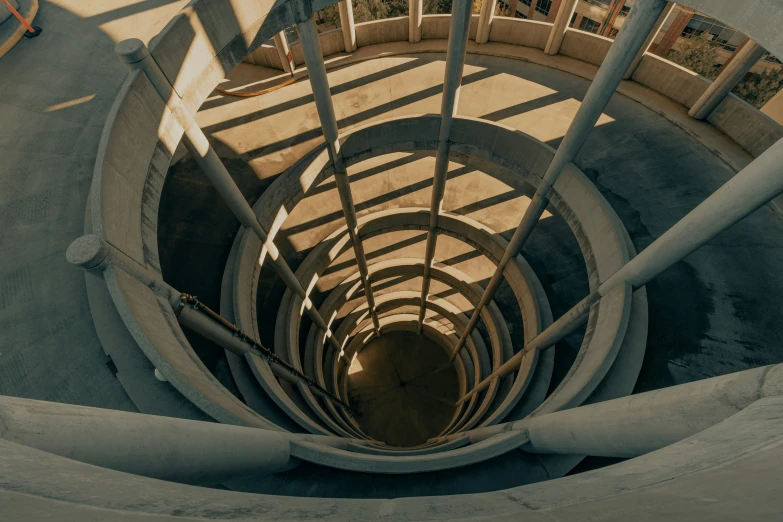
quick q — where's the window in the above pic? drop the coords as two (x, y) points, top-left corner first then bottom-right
(569, 12), (577, 26)
(681, 15), (746, 52)
(579, 16), (601, 34)
(535, 0), (552, 16)
(520, 0), (533, 6)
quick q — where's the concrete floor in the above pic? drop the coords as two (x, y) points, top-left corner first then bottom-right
(0, 0), (188, 408)
(346, 331), (458, 447)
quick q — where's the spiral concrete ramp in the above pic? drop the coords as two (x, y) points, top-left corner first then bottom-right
(2, 0), (783, 519)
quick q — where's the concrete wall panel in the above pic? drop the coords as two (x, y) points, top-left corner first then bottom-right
(355, 17), (408, 47)
(632, 53), (709, 109)
(708, 93), (783, 158)
(488, 18), (551, 50)
(559, 29), (612, 67)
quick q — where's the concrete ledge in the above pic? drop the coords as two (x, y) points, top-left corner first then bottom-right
(709, 93), (783, 158)
(346, 435), (469, 455)
(4, 395), (783, 518)
(290, 427), (529, 473)
(632, 53), (709, 109)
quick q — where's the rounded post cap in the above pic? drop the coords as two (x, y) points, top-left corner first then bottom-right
(115, 38), (149, 64)
(66, 235), (110, 269)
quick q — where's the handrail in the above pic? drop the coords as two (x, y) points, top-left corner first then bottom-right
(178, 294), (357, 415)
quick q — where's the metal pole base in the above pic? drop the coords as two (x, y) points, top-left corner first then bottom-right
(24, 26), (42, 38)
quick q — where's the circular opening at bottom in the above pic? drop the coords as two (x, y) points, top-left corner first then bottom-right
(346, 330), (459, 447)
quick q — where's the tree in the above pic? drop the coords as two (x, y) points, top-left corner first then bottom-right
(666, 38), (720, 80)
(733, 67), (783, 109)
(666, 38), (783, 108)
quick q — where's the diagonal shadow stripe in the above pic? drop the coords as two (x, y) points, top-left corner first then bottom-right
(278, 165), (476, 238)
(479, 90), (572, 122)
(241, 68), (499, 161)
(203, 57), (432, 135)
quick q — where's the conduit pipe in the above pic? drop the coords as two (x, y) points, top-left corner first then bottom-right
(65, 235), (355, 414)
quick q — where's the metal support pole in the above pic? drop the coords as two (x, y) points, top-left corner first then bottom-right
(2, 0), (41, 37)
(338, 0), (357, 52)
(461, 134), (783, 403)
(688, 39), (766, 120)
(623, 1), (675, 80)
(65, 235), (355, 413)
(476, 0), (497, 45)
(177, 295), (355, 413)
(544, 0), (578, 56)
(597, 137), (783, 293)
(448, 0), (668, 359)
(273, 31), (294, 75)
(409, 0), (423, 43)
(417, 0), (474, 333)
(296, 19), (381, 336)
(114, 38), (341, 353)
(457, 291), (599, 403)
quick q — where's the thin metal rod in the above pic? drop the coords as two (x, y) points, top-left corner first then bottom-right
(418, 0), (474, 332)
(461, 132), (783, 404)
(457, 292), (598, 404)
(297, 18), (381, 336)
(447, 0), (668, 360)
(178, 294), (356, 414)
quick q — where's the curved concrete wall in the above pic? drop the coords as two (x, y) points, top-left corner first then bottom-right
(5, 394), (783, 519)
(90, 0), (316, 426)
(87, 0), (773, 447)
(227, 115), (642, 446)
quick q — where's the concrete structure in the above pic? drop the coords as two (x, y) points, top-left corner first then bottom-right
(689, 38), (767, 119)
(2, 0), (783, 519)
